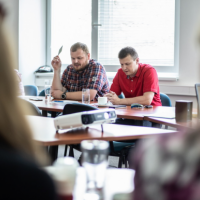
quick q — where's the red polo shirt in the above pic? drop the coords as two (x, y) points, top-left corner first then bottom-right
(110, 63), (162, 106)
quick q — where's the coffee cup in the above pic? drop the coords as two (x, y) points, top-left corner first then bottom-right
(98, 97), (107, 105)
(44, 157), (79, 200)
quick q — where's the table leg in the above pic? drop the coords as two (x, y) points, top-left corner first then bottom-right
(49, 145), (58, 163)
(42, 110), (47, 117)
(69, 145), (75, 157)
(51, 111), (57, 118)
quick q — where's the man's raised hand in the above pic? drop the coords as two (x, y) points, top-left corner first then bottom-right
(51, 56), (62, 71)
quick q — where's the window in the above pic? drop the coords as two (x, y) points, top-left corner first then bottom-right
(48, 0), (179, 75)
(49, 0), (91, 65)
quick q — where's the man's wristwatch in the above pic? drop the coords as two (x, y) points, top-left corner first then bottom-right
(61, 92), (66, 100)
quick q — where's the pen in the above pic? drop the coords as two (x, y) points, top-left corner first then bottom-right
(54, 101), (63, 102)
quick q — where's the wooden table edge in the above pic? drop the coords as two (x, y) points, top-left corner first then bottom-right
(35, 131), (178, 146)
(143, 116), (195, 130)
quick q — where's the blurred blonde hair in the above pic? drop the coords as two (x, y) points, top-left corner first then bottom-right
(0, 9), (48, 165)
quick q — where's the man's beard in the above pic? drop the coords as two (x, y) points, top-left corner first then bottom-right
(73, 61), (89, 72)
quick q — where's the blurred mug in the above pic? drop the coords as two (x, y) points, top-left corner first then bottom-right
(175, 100), (193, 122)
(82, 88), (90, 104)
(46, 157), (79, 200)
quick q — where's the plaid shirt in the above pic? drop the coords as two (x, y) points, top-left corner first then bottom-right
(61, 59), (109, 100)
(130, 126), (200, 200)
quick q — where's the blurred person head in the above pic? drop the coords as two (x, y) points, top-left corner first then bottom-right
(118, 47), (140, 77)
(0, 4), (47, 165)
(130, 127), (200, 200)
(70, 42), (90, 71)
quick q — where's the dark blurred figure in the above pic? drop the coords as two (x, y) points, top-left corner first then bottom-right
(130, 23), (200, 200)
(130, 129), (200, 200)
(0, 4), (57, 200)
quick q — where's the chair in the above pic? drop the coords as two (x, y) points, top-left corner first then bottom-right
(111, 93), (172, 167)
(160, 93), (172, 129)
(24, 85), (38, 96)
(62, 103), (98, 157)
(195, 84), (200, 118)
(160, 93), (172, 107)
(61, 102), (132, 168)
(39, 89), (45, 96)
(118, 93), (125, 99)
(107, 92), (134, 167)
(19, 98), (41, 116)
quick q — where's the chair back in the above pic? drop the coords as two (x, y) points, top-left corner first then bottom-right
(63, 103), (98, 115)
(19, 98), (41, 116)
(24, 85), (38, 96)
(62, 103), (99, 157)
(118, 93), (125, 99)
(39, 87), (52, 97)
(195, 83), (200, 118)
(160, 93), (172, 107)
(38, 89), (45, 96)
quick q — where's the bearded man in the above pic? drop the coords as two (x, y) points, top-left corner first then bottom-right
(51, 42), (109, 100)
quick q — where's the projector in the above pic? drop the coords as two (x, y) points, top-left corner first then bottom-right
(54, 109), (117, 130)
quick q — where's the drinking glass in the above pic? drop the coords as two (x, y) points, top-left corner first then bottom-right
(81, 140), (109, 200)
(82, 88), (90, 104)
(45, 85), (51, 102)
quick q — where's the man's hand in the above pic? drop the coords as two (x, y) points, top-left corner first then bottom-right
(51, 56), (62, 71)
(105, 91), (121, 105)
(51, 89), (63, 99)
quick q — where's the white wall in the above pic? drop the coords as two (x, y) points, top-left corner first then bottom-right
(178, 0), (200, 86)
(160, 0), (200, 87)
(18, 0), (46, 85)
(159, 0), (200, 108)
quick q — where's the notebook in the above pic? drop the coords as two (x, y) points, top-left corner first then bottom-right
(108, 105), (126, 109)
(144, 114), (175, 119)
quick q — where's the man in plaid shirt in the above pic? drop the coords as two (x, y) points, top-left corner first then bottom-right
(51, 42), (109, 101)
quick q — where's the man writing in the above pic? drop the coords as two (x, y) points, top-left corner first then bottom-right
(105, 47), (161, 106)
(51, 42), (109, 100)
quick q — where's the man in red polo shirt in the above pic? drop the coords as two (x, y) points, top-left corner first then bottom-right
(106, 47), (161, 126)
(106, 47), (161, 106)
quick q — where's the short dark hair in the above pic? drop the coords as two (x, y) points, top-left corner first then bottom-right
(70, 42), (90, 54)
(118, 47), (138, 60)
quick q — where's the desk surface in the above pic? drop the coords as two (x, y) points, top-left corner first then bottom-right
(144, 116), (200, 130)
(23, 96), (198, 130)
(114, 105), (175, 120)
(27, 116), (177, 146)
(23, 96), (176, 120)
(23, 96), (65, 112)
